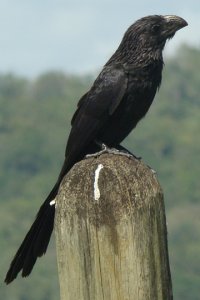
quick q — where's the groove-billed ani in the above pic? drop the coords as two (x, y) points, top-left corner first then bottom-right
(5, 15), (187, 284)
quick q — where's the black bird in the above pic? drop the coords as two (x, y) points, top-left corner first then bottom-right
(5, 15), (187, 284)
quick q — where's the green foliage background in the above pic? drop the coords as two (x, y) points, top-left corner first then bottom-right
(1, 45), (200, 299)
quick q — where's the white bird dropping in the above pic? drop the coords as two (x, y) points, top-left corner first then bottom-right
(94, 164), (104, 201)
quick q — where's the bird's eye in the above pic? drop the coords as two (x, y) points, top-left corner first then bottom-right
(152, 24), (160, 34)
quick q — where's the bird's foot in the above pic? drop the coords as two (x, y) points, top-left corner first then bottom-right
(85, 143), (117, 158)
(85, 142), (139, 160)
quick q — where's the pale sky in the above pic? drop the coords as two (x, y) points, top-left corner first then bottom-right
(0, 0), (199, 77)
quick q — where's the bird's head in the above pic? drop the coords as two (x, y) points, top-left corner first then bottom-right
(111, 15), (188, 65)
(131, 15), (187, 45)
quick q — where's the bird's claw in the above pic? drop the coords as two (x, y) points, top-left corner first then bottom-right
(85, 143), (138, 160)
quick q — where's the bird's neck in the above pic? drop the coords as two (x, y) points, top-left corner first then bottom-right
(107, 43), (164, 69)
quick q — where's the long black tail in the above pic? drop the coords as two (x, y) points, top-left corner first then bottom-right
(4, 157), (74, 284)
(4, 182), (59, 284)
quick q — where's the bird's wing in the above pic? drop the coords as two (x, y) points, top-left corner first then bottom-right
(65, 64), (128, 159)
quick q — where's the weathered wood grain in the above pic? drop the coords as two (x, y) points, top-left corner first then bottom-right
(55, 154), (173, 300)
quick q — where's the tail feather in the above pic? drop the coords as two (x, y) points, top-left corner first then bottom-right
(33, 206), (55, 257)
(22, 205), (55, 276)
(5, 158), (74, 284)
(4, 183), (58, 284)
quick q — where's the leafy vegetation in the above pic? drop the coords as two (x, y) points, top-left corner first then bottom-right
(1, 45), (200, 299)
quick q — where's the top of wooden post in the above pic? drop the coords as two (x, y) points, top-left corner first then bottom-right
(57, 154), (163, 228)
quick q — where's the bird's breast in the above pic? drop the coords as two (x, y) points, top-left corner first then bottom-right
(98, 77), (159, 146)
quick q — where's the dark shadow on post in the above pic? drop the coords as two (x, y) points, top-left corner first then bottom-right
(55, 154), (173, 300)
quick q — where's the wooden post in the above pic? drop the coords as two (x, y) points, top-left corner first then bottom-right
(55, 154), (173, 300)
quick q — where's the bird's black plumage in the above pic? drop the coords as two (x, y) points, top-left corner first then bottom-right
(5, 15), (187, 284)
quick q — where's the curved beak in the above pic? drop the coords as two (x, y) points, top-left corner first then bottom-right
(163, 15), (188, 38)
